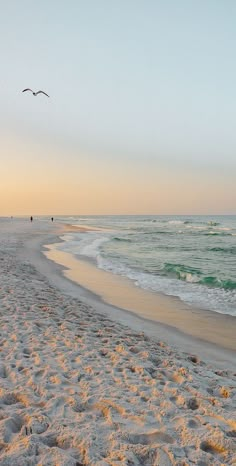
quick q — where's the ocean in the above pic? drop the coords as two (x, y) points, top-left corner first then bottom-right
(55, 215), (236, 317)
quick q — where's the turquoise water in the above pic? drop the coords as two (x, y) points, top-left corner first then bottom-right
(55, 215), (236, 316)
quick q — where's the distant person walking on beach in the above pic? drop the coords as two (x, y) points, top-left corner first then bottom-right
(30, 216), (33, 222)
(51, 217), (54, 222)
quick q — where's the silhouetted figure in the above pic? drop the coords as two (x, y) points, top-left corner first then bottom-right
(51, 217), (54, 222)
(30, 216), (33, 222)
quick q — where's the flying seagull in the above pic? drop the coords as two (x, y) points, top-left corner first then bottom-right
(22, 88), (50, 97)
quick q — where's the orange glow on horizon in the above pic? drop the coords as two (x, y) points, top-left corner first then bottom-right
(1, 135), (235, 216)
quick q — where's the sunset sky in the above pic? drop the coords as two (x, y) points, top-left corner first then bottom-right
(1, 1), (236, 215)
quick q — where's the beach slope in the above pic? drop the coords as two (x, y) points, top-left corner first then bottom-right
(0, 219), (235, 465)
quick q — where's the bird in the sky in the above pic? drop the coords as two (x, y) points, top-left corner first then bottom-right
(22, 88), (50, 97)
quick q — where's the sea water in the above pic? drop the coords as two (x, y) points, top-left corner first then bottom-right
(55, 215), (236, 317)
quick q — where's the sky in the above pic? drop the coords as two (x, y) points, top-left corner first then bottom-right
(1, 0), (236, 215)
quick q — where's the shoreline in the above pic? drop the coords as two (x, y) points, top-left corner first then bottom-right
(43, 224), (236, 354)
(21, 221), (236, 367)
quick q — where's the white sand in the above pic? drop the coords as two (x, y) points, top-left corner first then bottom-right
(0, 218), (235, 466)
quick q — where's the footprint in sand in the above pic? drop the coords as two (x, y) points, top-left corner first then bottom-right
(127, 430), (174, 445)
(200, 440), (225, 456)
(186, 397), (200, 410)
(188, 354), (201, 364)
(0, 365), (7, 378)
(24, 415), (49, 435)
(3, 416), (23, 443)
(1, 393), (19, 406)
(40, 433), (59, 448)
(187, 419), (200, 428)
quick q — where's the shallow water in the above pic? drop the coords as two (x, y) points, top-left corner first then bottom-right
(55, 215), (236, 316)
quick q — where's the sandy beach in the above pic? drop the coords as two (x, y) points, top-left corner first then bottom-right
(0, 218), (235, 466)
